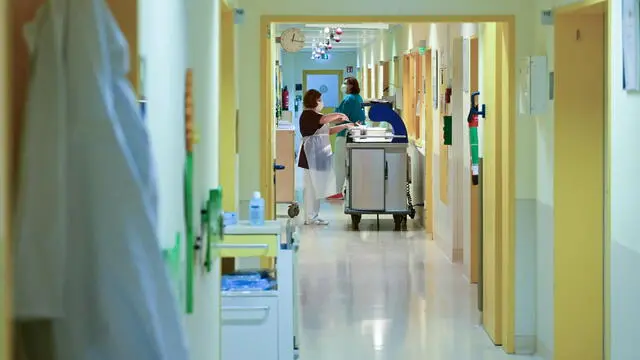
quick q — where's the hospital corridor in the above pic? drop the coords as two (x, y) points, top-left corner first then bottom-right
(2, 0), (640, 360)
(293, 203), (538, 360)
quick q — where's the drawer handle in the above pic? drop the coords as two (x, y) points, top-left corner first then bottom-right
(222, 306), (270, 312)
(213, 243), (269, 250)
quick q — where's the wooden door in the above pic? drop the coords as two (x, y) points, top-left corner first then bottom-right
(381, 61), (390, 96)
(554, 11), (605, 359)
(402, 55), (414, 136)
(366, 68), (372, 99)
(413, 53), (422, 141)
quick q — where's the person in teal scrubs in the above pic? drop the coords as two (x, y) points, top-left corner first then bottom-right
(327, 77), (366, 200)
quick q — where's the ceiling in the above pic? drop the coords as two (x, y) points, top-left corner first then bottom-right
(275, 23), (392, 53)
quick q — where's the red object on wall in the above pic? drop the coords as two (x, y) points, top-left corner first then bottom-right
(445, 87), (452, 103)
(469, 113), (479, 128)
(282, 86), (289, 110)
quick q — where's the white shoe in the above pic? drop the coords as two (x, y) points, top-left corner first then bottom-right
(304, 218), (329, 226)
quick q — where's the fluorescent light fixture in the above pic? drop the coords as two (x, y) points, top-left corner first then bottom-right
(305, 23), (389, 30)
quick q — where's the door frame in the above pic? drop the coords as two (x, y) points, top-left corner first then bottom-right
(468, 37), (480, 284)
(219, 0), (237, 212)
(423, 49), (434, 235)
(260, 15), (517, 352)
(1, 0), (10, 356)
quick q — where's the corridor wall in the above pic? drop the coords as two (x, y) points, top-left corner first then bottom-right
(608, 0), (640, 358)
(141, 0), (222, 358)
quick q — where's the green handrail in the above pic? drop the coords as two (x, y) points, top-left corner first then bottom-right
(205, 188), (223, 272)
(184, 153), (194, 314)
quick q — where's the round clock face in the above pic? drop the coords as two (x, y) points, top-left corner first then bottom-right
(280, 28), (305, 53)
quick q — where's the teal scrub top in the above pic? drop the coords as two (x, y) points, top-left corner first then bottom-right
(335, 94), (366, 137)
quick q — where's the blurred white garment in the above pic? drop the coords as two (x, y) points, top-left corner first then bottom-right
(12, 0), (188, 359)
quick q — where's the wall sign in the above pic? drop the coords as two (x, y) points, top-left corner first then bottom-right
(622, 0), (640, 91)
(541, 9), (554, 25)
(346, 66), (354, 74)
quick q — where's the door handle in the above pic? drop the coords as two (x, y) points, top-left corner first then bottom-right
(384, 161), (389, 180)
(213, 243), (269, 250)
(222, 306), (270, 312)
(274, 162), (285, 184)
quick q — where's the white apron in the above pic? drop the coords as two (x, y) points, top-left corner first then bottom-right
(302, 123), (337, 199)
(12, 0), (188, 359)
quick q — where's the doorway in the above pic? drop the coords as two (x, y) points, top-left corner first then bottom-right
(302, 69), (343, 114)
(554, 2), (607, 359)
(259, 16), (517, 352)
(302, 69), (343, 151)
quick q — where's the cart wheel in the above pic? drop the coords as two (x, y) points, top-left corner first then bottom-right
(287, 202), (300, 218)
(351, 214), (361, 230)
(393, 215), (403, 231)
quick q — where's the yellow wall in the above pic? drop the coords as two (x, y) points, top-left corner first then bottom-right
(554, 9), (605, 360)
(219, 5), (237, 212)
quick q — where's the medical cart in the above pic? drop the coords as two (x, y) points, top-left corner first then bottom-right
(344, 103), (416, 231)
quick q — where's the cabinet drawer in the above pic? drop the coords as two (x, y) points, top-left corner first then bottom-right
(219, 235), (277, 257)
(221, 296), (279, 360)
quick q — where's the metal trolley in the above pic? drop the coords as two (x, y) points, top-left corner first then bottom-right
(344, 103), (416, 231)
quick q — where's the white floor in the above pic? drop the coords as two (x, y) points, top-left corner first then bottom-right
(291, 202), (540, 360)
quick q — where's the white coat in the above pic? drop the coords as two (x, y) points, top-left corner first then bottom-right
(12, 0), (189, 359)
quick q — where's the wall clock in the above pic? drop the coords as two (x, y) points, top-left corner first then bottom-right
(280, 28), (306, 53)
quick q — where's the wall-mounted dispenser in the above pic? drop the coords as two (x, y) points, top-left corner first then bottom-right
(518, 56), (549, 115)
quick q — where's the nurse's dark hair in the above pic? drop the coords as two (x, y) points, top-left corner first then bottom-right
(303, 89), (322, 109)
(345, 77), (360, 94)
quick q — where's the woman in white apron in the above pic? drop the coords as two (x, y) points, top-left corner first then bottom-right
(297, 90), (354, 225)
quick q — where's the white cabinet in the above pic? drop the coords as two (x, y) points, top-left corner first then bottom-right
(219, 220), (298, 360)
